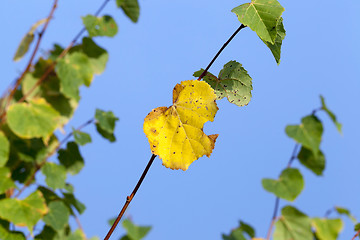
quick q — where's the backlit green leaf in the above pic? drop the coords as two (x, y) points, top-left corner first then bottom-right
(273, 206), (312, 240)
(222, 221), (255, 240)
(41, 162), (67, 190)
(56, 52), (94, 101)
(13, 19), (47, 62)
(82, 15), (118, 38)
(62, 192), (86, 214)
(58, 142), (84, 175)
(96, 123), (116, 142)
(122, 219), (152, 240)
(232, 0), (284, 44)
(7, 98), (61, 141)
(194, 61), (252, 107)
(297, 147), (325, 176)
(73, 128), (92, 146)
(116, 0), (140, 23)
(0, 224), (26, 240)
(67, 229), (86, 240)
(82, 37), (109, 75)
(335, 206), (357, 223)
(312, 218), (343, 240)
(0, 190), (48, 231)
(43, 201), (70, 231)
(286, 115), (323, 156)
(34, 225), (57, 240)
(95, 109), (119, 134)
(262, 168), (304, 201)
(320, 95), (342, 134)
(262, 17), (286, 64)
(0, 167), (16, 194)
(0, 131), (10, 167)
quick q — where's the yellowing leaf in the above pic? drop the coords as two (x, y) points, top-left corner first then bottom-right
(143, 80), (218, 171)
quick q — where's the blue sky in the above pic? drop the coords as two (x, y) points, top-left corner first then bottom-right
(1, 0), (360, 239)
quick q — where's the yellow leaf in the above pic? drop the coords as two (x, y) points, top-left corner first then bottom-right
(143, 80), (219, 171)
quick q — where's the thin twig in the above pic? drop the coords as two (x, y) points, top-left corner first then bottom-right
(13, 118), (95, 198)
(324, 207), (335, 218)
(104, 154), (157, 240)
(74, 213), (86, 237)
(352, 229), (360, 240)
(0, 0), (58, 119)
(197, 24), (246, 80)
(266, 144), (299, 240)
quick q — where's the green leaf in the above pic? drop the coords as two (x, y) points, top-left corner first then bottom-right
(0, 131), (10, 167)
(58, 142), (84, 175)
(285, 115), (323, 156)
(262, 17), (286, 64)
(82, 37), (109, 75)
(222, 229), (246, 240)
(95, 109), (119, 134)
(312, 218), (343, 240)
(320, 95), (342, 134)
(262, 168), (304, 201)
(273, 206), (313, 240)
(297, 146), (325, 176)
(56, 52), (94, 101)
(7, 98), (61, 141)
(116, 0), (140, 23)
(13, 19), (47, 62)
(194, 61), (253, 107)
(43, 201), (70, 231)
(231, 0), (284, 44)
(355, 223), (360, 231)
(34, 225), (57, 240)
(41, 162), (67, 190)
(122, 219), (152, 240)
(0, 190), (48, 231)
(96, 123), (116, 142)
(62, 192), (86, 214)
(0, 167), (16, 194)
(0, 224), (26, 240)
(37, 186), (61, 204)
(82, 15), (118, 38)
(73, 128), (92, 146)
(335, 206), (357, 223)
(238, 221), (255, 238)
(67, 229), (86, 240)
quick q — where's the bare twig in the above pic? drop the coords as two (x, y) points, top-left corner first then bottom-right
(198, 24), (246, 80)
(104, 154), (157, 240)
(352, 229), (360, 240)
(13, 118), (94, 198)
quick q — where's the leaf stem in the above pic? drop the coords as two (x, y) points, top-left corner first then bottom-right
(0, 0), (58, 118)
(104, 154), (157, 240)
(197, 24), (246, 80)
(352, 229), (360, 240)
(265, 143), (299, 240)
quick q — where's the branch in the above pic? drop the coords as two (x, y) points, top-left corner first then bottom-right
(352, 229), (360, 240)
(197, 24), (246, 80)
(13, 118), (94, 198)
(265, 144), (299, 240)
(0, 0), (58, 116)
(104, 154), (157, 240)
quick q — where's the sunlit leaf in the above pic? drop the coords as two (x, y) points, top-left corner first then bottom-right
(273, 206), (312, 240)
(41, 162), (67, 190)
(43, 201), (70, 231)
(122, 219), (151, 240)
(222, 229), (246, 240)
(0, 223), (26, 240)
(320, 95), (342, 134)
(262, 168), (304, 201)
(285, 115), (323, 156)
(13, 19), (47, 61)
(116, 0), (140, 23)
(58, 142), (84, 175)
(95, 109), (119, 134)
(312, 218), (343, 240)
(7, 98), (61, 141)
(82, 15), (118, 38)
(0, 190), (48, 231)
(297, 146), (325, 176)
(262, 17), (286, 64)
(143, 80), (218, 170)
(222, 221), (255, 240)
(232, 0), (284, 44)
(73, 128), (92, 146)
(0, 167), (16, 194)
(82, 37), (109, 75)
(194, 61), (252, 107)
(0, 131), (10, 167)
(56, 52), (94, 101)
